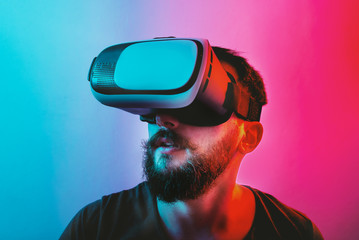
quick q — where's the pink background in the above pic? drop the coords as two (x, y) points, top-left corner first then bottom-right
(1, 0), (358, 239)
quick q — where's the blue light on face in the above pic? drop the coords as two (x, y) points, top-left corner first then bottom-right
(114, 40), (198, 90)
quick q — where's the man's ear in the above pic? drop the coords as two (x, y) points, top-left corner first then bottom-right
(239, 122), (263, 154)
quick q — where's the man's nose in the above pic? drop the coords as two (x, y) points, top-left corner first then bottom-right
(155, 114), (179, 129)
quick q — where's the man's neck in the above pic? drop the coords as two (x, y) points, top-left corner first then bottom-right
(156, 157), (255, 240)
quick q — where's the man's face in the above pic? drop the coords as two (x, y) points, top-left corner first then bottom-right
(142, 62), (245, 202)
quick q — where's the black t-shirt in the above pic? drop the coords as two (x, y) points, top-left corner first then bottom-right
(60, 182), (323, 240)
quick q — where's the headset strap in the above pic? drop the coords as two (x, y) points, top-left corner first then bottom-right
(225, 82), (262, 122)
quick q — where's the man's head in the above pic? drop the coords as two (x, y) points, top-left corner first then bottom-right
(143, 47), (267, 203)
(212, 47), (267, 108)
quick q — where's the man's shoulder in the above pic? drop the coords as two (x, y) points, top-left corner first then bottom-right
(243, 185), (323, 240)
(60, 182), (161, 240)
(101, 181), (151, 204)
(245, 186), (311, 221)
(79, 182), (150, 212)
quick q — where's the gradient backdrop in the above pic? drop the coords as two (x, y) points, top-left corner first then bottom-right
(1, 0), (358, 239)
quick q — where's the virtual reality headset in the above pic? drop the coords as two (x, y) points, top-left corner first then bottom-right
(88, 38), (262, 126)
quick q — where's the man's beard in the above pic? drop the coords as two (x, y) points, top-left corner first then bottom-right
(142, 126), (238, 203)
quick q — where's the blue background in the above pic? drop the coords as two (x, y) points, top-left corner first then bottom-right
(1, 1), (149, 238)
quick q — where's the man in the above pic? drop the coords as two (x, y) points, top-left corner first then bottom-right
(60, 41), (323, 239)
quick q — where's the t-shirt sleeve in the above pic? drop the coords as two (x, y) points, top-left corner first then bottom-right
(291, 208), (324, 240)
(246, 186), (324, 240)
(312, 222), (324, 240)
(59, 200), (101, 240)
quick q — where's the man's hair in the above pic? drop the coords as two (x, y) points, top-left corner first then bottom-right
(213, 47), (268, 106)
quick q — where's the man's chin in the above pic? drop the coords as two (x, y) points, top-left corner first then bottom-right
(143, 139), (232, 203)
(145, 157), (214, 203)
